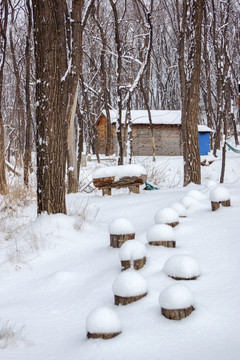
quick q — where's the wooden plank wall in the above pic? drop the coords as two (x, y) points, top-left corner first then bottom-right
(97, 116), (182, 156)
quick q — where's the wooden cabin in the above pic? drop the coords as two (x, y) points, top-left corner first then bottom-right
(96, 110), (183, 156)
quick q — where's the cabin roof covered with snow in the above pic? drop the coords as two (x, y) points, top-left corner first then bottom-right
(100, 110), (182, 125)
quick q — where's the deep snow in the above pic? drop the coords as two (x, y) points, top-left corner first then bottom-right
(0, 150), (240, 360)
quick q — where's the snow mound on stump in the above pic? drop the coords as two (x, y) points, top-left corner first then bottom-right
(171, 202), (187, 217)
(210, 186), (230, 202)
(112, 270), (147, 297)
(154, 208), (179, 225)
(146, 224), (175, 243)
(159, 284), (194, 310)
(181, 195), (197, 208)
(109, 218), (135, 235)
(163, 255), (201, 279)
(187, 190), (206, 200)
(119, 240), (146, 261)
(86, 307), (122, 334)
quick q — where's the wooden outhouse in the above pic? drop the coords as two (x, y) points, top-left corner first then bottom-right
(198, 125), (213, 155)
(96, 110), (183, 156)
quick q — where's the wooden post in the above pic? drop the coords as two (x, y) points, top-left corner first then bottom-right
(149, 240), (176, 248)
(87, 331), (121, 340)
(161, 306), (195, 320)
(110, 233), (135, 248)
(114, 292), (147, 306)
(102, 187), (111, 196)
(121, 256), (146, 270)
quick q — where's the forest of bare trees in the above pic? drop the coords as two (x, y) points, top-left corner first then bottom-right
(0, 0), (239, 213)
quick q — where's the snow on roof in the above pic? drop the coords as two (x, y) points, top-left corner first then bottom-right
(163, 255), (201, 279)
(102, 110), (181, 125)
(154, 207), (179, 225)
(146, 224), (175, 242)
(86, 307), (122, 334)
(198, 125), (214, 133)
(112, 269), (147, 297)
(119, 240), (146, 261)
(210, 186), (230, 202)
(108, 217), (135, 235)
(101, 110), (214, 130)
(159, 284), (194, 310)
(93, 164), (146, 180)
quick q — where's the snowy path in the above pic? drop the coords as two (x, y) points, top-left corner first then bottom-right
(1, 180), (240, 360)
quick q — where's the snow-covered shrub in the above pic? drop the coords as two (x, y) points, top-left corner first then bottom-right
(159, 284), (195, 320)
(86, 307), (122, 339)
(163, 254), (201, 280)
(119, 240), (147, 270)
(171, 202), (187, 217)
(112, 270), (147, 305)
(187, 189), (206, 200)
(154, 207), (179, 227)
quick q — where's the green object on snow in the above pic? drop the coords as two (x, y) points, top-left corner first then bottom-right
(225, 141), (240, 154)
(144, 182), (159, 190)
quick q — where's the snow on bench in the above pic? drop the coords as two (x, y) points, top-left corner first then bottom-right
(92, 164), (147, 196)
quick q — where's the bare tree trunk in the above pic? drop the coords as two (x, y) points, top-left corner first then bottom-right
(9, 14), (25, 167)
(109, 0), (124, 165)
(32, 0), (68, 214)
(177, 0), (204, 186)
(24, 0), (32, 186)
(0, 0), (8, 194)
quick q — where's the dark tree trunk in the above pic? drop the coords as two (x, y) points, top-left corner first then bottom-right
(32, 0), (68, 214)
(24, 0), (33, 186)
(177, 0), (204, 186)
(0, 0), (8, 194)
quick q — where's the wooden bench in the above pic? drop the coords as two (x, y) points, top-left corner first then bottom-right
(92, 164), (147, 196)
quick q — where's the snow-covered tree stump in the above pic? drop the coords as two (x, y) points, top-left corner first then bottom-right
(163, 255), (201, 280)
(159, 284), (195, 320)
(112, 270), (147, 306)
(86, 307), (122, 340)
(210, 186), (231, 211)
(171, 202), (187, 218)
(161, 306), (195, 320)
(154, 208), (179, 227)
(147, 224), (176, 248)
(109, 218), (135, 248)
(119, 240), (147, 270)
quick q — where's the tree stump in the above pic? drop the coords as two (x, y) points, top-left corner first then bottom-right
(110, 233), (135, 248)
(161, 306), (195, 320)
(121, 256), (146, 270)
(87, 331), (121, 340)
(149, 240), (176, 248)
(114, 292), (147, 306)
(169, 275), (198, 280)
(211, 199), (231, 211)
(167, 221), (179, 227)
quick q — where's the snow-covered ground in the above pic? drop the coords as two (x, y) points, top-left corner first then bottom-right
(0, 149), (240, 360)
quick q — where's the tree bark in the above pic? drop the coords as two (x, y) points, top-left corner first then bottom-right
(0, 0), (8, 194)
(24, 0), (33, 186)
(177, 0), (204, 186)
(32, 0), (68, 214)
